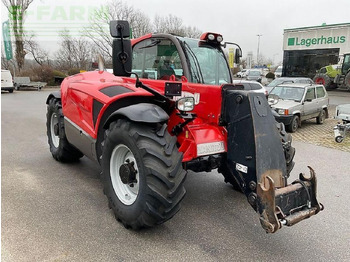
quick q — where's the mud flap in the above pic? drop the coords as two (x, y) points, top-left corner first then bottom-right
(220, 89), (323, 233)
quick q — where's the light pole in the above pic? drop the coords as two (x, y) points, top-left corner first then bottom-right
(256, 34), (262, 66)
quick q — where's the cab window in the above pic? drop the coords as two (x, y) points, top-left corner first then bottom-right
(305, 87), (316, 100)
(316, 86), (325, 98)
(132, 38), (183, 80)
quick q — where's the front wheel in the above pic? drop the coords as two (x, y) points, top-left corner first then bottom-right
(101, 119), (186, 229)
(287, 115), (299, 133)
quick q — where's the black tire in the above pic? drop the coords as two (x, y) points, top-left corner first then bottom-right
(316, 109), (326, 124)
(9, 89), (13, 93)
(345, 72), (350, 90)
(335, 136), (344, 143)
(287, 115), (299, 133)
(219, 122), (295, 190)
(218, 157), (241, 191)
(46, 98), (84, 162)
(313, 73), (332, 89)
(101, 119), (186, 229)
(276, 122), (295, 177)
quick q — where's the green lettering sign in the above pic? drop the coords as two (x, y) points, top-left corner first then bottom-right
(288, 35), (346, 47)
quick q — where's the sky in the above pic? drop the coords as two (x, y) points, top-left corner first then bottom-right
(1, 0), (350, 65)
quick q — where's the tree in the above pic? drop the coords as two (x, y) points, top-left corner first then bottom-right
(24, 35), (49, 66)
(83, 0), (152, 59)
(2, 0), (35, 71)
(153, 15), (201, 38)
(55, 30), (95, 71)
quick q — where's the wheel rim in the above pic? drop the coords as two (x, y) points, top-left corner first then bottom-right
(315, 77), (325, 85)
(110, 144), (139, 205)
(50, 113), (60, 148)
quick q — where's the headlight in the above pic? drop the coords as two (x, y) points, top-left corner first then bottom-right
(176, 97), (195, 112)
(208, 34), (215, 41)
(278, 109), (289, 115)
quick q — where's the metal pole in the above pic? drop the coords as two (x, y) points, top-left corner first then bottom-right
(257, 34), (262, 66)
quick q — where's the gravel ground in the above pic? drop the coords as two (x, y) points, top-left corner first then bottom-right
(291, 105), (350, 152)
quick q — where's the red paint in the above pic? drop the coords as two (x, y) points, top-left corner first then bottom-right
(60, 34), (228, 162)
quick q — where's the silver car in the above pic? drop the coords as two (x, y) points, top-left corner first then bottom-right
(246, 69), (262, 82)
(269, 83), (329, 132)
(232, 80), (268, 96)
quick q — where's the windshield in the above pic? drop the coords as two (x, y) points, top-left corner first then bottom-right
(267, 78), (293, 87)
(249, 71), (260, 76)
(179, 38), (231, 85)
(270, 86), (305, 102)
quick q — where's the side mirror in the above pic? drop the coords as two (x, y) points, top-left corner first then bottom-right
(110, 20), (130, 38)
(235, 48), (242, 64)
(110, 20), (132, 77)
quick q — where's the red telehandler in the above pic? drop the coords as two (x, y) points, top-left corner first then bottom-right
(46, 20), (322, 233)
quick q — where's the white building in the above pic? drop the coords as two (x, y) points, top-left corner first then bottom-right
(282, 23), (350, 78)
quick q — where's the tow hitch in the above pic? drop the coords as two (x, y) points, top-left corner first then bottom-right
(220, 88), (323, 233)
(258, 166), (323, 233)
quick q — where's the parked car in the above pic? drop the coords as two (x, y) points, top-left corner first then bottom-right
(274, 65), (283, 78)
(269, 83), (329, 132)
(232, 80), (268, 97)
(246, 69), (262, 82)
(266, 77), (314, 93)
(1, 70), (14, 93)
(236, 69), (249, 78)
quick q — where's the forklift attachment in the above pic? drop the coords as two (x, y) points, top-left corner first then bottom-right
(221, 88), (323, 233)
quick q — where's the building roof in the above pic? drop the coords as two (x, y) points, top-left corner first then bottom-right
(284, 23), (350, 32)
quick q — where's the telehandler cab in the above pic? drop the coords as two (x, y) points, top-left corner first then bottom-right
(46, 20), (323, 233)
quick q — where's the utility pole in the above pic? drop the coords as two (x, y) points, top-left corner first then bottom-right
(256, 34), (262, 66)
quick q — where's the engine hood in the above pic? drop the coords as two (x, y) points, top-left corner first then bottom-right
(271, 99), (300, 110)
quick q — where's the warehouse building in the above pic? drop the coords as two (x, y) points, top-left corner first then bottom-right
(282, 23), (350, 78)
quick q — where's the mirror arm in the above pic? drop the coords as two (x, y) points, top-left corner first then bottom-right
(223, 41), (242, 52)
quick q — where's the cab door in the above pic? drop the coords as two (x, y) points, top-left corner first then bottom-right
(315, 85), (328, 112)
(302, 87), (317, 120)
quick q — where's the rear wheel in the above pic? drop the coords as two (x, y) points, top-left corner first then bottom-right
(313, 74), (332, 89)
(316, 109), (326, 124)
(287, 115), (299, 133)
(46, 98), (83, 162)
(101, 119), (186, 229)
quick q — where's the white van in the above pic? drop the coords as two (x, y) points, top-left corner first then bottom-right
(275, 66), (283, 78)
(1, 70), (14, 93)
